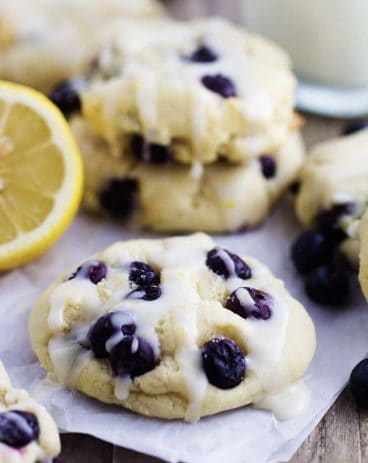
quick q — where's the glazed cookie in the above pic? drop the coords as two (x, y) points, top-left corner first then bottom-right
(295, 129), (368, 263)
(358, 210), (368, 301)
(72, 117), (305, 232)
(290, 129), (368, 305)
(295, 129), (368, 233)
(59, 17), (297, 165)
(0, 360), (60, 462)
(29, 234), (316, 421)
(0, 0), (163, 93)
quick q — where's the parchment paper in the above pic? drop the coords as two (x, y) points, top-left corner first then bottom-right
(1, 199), (367, 463)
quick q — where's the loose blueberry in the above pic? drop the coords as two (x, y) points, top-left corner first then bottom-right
(342, 119), (368, 136)
(68, 260), (107, 284)
(291, 231), (336, 275)
(226, 287), (272, 320)
(49, 81), (81, 118)
(259, 155), (276, 179)
(201, 74), (237, 98)
(0, 411), (39, 448)
(206, 248), (251, 280)
(110, 336), (156, 378)
(188, 45), (218, 63)
(304, 265), (350, 305)
(130, 135), (170, 164)
(99, 178), (138, 219)
(201, 338), (246, 389)
(350, 359), (368, 408)
(317, 203), (354, 233)
(87, 311), (136, 359)
(129, 262), (160, 287)
(127, 285), (161, 301)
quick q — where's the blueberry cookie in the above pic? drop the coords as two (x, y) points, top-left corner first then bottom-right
(29, 234), (316, 421)
(0, 0), (163, 93)
(295, 129), (368, 264)
(64, 17), (298, 165)
(71, 116), (305, 232)
(0, 361), (60, 462)
(358, 210), (368, 301)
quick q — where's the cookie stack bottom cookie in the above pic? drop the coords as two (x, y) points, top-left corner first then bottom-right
(73, 117), (305, 233)
(29, 233), (316, 421)
(0, 360), (60, 462)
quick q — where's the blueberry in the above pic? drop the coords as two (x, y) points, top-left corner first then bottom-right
(317, 203), (354, 233)
(304, 265), (350, 305)
(259, 155), (276, 179)
(99, 178), (138, 219)
(201, 338), (246, 389)
(88, 311), (136, 358)
(206, 248), (251, 280)
(201, 74), (237, 98)
(142, 285), (161, 301)
(0, 411), (39, 448)
(291, 231), (335, 275)
(289, 181), (300, 195)
(226, 287), (272, 320)
(350, 359), (368, 408)
(110, 336), (156, 378)
(49, 80), (81, 118)
(127, 285), (161, 301)
(130, 135), (170, 164)
(188, 45), (218, 63)
(68, 260), (107, 284)
(129, 262), (160, 287)
(342, 119), (368, 136)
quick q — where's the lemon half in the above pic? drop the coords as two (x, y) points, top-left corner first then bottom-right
(0, 81), (83, 270)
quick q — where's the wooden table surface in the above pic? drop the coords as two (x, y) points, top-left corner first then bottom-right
(59, 2), (367, 462)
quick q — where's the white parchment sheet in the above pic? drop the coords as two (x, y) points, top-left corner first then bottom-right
(0, 199), (367, 463)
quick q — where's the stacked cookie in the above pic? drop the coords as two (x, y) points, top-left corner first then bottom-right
(0, 360), (60, 462)
(51, 17), (305, 233)
(0, 0), (164, 93)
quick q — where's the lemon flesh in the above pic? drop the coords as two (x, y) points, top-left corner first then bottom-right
(0, 81), (83, 270)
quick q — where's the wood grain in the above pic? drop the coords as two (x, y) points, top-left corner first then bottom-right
(59, 2), (358, 462)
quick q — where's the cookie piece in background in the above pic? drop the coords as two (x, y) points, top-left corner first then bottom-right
(0, 0), (164, 93)
(358, 211), (368, 301)
(72, 116), (305, 232)
(294, 129), (368, 265)
(29, 234), (316, 421)
(70, 17), (297, 165)
(291, 129), (368, 305)
(0, 360), (60, 462)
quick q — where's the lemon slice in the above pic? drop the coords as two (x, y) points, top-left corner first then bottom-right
(0, 81), (83, 270)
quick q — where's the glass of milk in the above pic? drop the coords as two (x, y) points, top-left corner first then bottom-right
(244, 0), (368, 118)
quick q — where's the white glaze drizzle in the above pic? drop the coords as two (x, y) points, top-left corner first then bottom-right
(190, 161), (204, 180)
(105, 311), (136, 353)
(216, 248), (237, 278)
(254, 380), (310, 420)
(234, 287), (255, 308)
(48, 279), (101, 331)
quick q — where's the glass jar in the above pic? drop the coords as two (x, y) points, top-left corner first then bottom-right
(244, 0), (368, 118)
